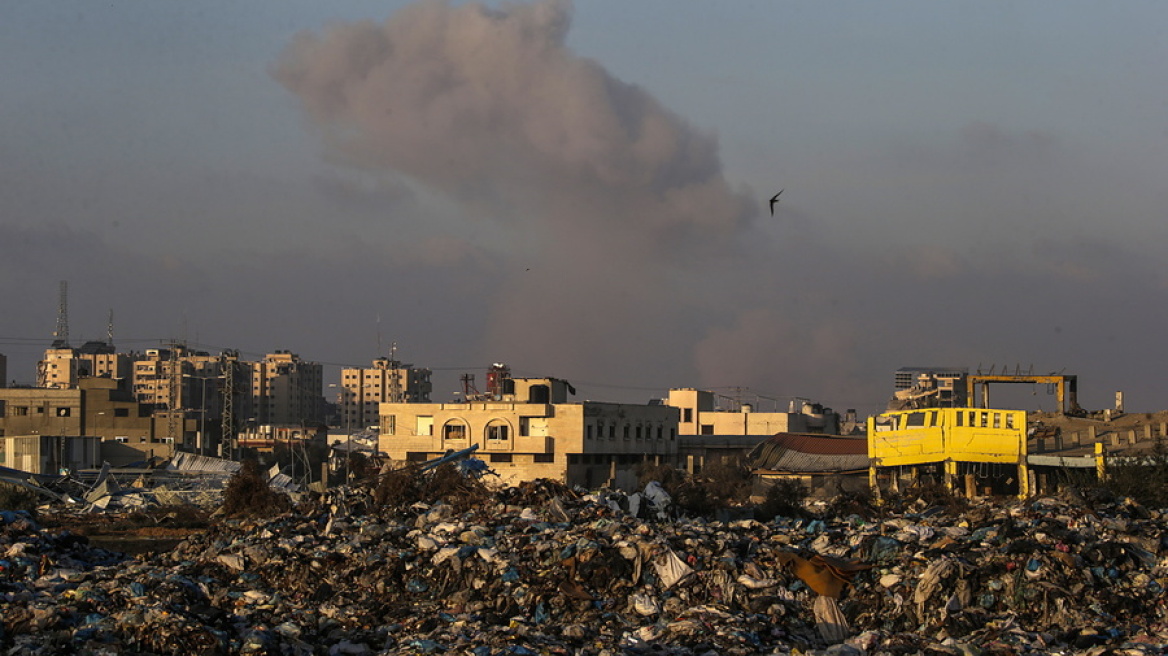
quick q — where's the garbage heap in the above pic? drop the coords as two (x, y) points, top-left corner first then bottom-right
(5, 485), (1168, 655)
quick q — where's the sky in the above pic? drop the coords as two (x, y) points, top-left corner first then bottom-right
(3, 1), (1167, 416)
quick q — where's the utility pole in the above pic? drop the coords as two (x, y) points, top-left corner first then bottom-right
(167, 344), (181, 445)
(52, 280), (70, 348)
(220, 351), (237, 460)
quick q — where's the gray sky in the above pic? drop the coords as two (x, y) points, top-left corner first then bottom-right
(3, 1), (1167, 415)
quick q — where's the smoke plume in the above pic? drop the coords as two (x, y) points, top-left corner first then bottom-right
(274, 0), (756, 386)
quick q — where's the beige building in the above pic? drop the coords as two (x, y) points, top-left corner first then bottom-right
(251, 351), (324, 425)
(37, 341), (133, 390)
(379, 377), (679, 490)
(666, 388), (839, 436)
(340, 358), (432, 430)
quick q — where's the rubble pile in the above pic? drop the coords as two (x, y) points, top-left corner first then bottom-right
(5, 485), (1168, 655)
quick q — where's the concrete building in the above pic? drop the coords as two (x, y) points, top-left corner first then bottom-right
(666, 388), (839, 437)
(0, 434), (101, 475)
(892, 367), (969, 409)
(379, 377), (679, 490)
(37, 346), (82, 389)
(36, 341), (134, 390)
(251, 351), (324, 426)
(0, 378), (190, 467)
(339, 357), (432, 430)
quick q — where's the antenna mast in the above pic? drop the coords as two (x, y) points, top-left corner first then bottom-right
(52, 281), (70, 348)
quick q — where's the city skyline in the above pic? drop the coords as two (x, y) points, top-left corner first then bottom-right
(4, 1), (1167, 414)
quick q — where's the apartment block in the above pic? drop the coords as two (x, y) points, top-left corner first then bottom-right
(36, 341), (134, 390)
(340, 358), (432, 430)
(251, 351), (324, 426)
(379, 377), (678, 490)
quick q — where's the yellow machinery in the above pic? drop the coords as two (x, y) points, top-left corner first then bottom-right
(867, 407), (1029, 498)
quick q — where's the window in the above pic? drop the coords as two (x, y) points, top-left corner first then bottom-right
(993, 413), (1001, 429)
(608, 424), (616, 439)
(114, 436), (129, 443)
(635, 425), (643, 440)
(486, 420), (509, 442)
(9, 406), (29, 417)
(406, 452), (429, 462)
(533, 453), (554, 463)
(657, 426), (663, 440)
(417, 416), (433, 436)
(683, 408), (693, 423)
(444, 423), (467, 440)
(1006, 414), (1015, 429)
(57, 407), (72, 417)
(905, 412), (926, 428)
(700, 424), (714, 435)
(586, 425), (593, 440)
(623, 425), (630, 440)
(489, 453), (512, 463)
(384, 415), (397, 435)
(956, 412), (963, 427)
(114, 408), (129, 417)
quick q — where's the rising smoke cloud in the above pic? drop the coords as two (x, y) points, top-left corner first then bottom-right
(273, 0), (757, 388)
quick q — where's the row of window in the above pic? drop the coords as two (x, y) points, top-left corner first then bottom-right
(4, 406), (72, 417)
(586, 423), (675, 441)
(896, 410), (1017, 430)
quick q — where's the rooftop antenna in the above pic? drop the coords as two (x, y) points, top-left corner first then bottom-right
(107, 308), (114, 346)
(376, 314), (382, 358)
(52, 280), (70, 348)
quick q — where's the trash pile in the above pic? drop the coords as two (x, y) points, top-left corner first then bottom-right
(5, 483), (1168, 655)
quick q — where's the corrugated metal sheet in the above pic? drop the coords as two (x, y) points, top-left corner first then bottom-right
(748, 433), (869, 474)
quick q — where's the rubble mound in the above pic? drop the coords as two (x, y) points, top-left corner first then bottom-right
(5, 486), (1168, 655)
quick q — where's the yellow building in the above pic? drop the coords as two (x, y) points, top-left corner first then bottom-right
(379, 377), (679, 490)
(867, 407), (1029, 498)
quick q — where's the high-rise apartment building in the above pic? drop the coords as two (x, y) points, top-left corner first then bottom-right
(38, 341), (133, 390)
(339, 357), (432, 430)
(251, 351), (324, 425)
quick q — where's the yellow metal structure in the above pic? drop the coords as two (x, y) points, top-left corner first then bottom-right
(867, 407), (1029, 498)
(966, 374), (1078, 414)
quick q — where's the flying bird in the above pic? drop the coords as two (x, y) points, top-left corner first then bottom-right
(769, 189), (784, 216)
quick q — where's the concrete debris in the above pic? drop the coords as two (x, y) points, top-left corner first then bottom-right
(4, 484), (1168, 654)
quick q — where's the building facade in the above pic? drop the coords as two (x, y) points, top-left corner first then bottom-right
(251, 351), (324, 426)
(379, 377), (679, 490)
(666, 388), (839, 437)
(0, 378), (189, 466)
(339, 358), (432, 430)
(0, 434), (101, 475)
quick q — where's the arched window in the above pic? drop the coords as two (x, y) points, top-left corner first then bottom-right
(443, 419), (468, 441)
(486, 419), (511, 443)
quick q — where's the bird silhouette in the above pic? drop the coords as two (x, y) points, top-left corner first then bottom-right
(769, 189), (784, 216)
